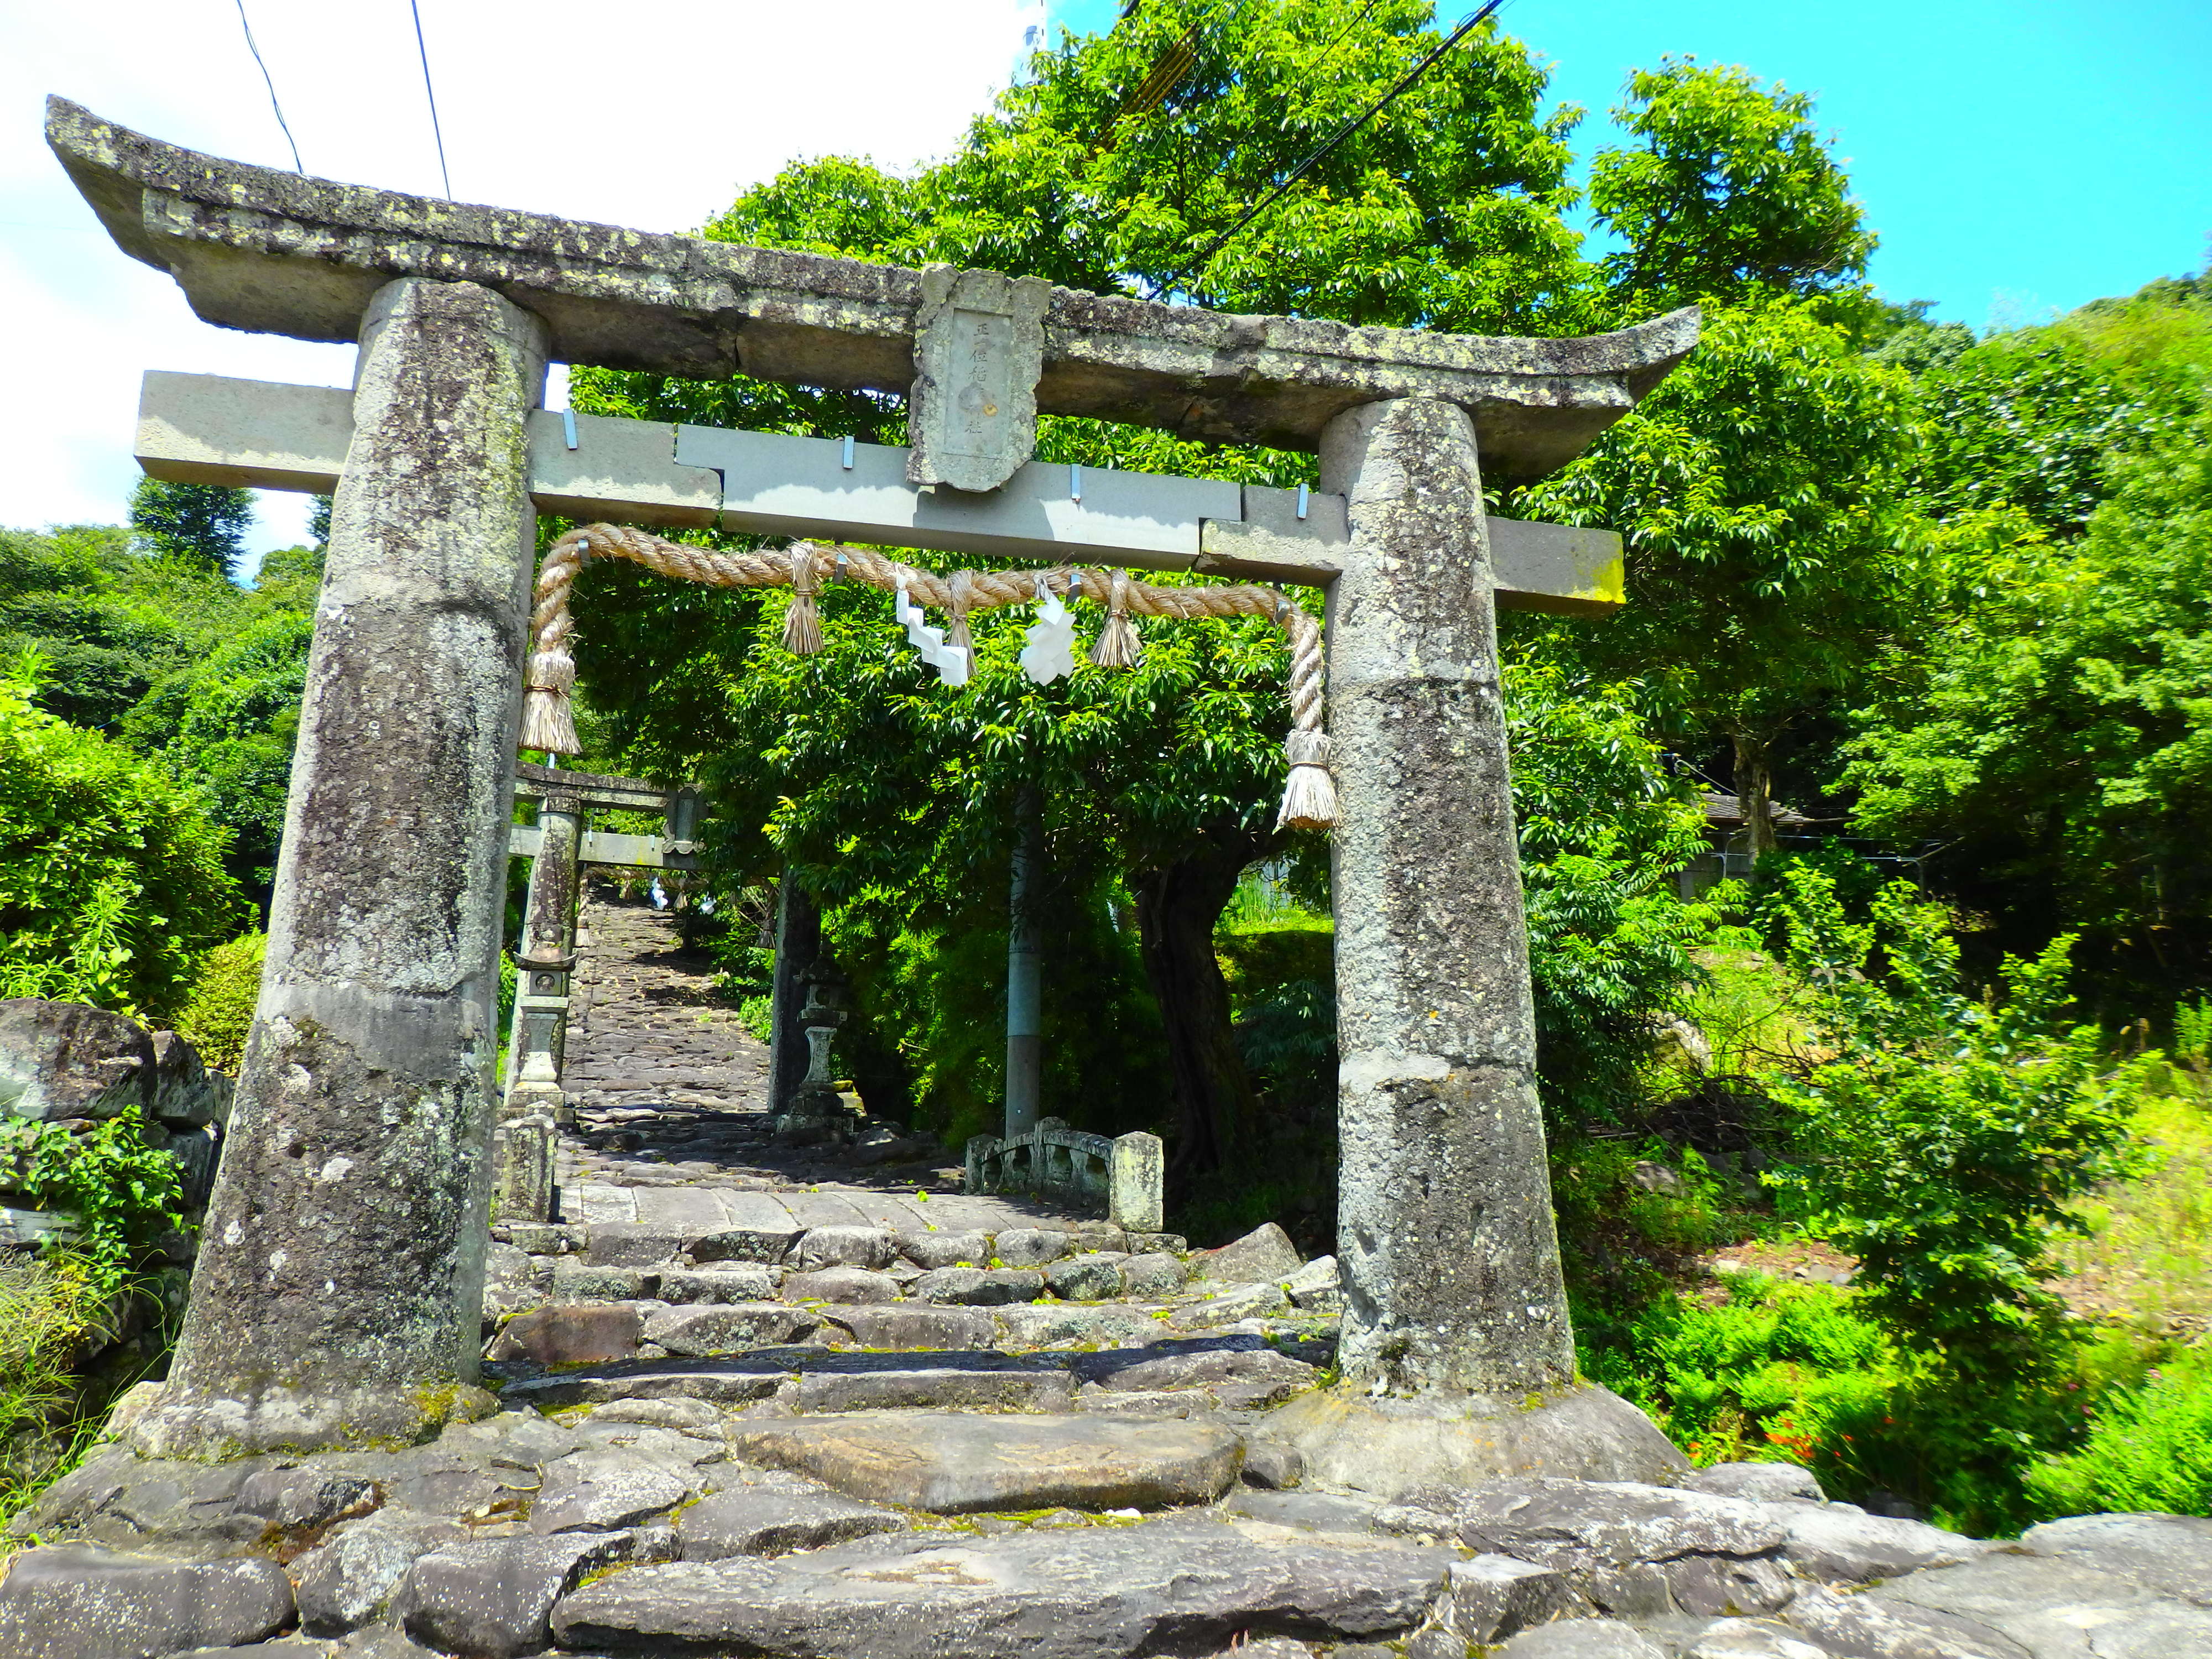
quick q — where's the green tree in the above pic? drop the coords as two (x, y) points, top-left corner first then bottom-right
(0, 655), (240, 1018)
(128, 479), (252, 581)
(1510, 298), (1924, 859)
(1587, 58), (1875, 312)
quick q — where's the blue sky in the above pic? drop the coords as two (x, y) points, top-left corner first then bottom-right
(1049, 0), (2210, 326)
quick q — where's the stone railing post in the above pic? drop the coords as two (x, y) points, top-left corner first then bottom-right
(1323, 396), (1575, 1399)
(1108, 1130), (1164, 1234)
(137, 278), (547, 1457)
(508, 784), (582, 1083)
(766, 874), (821, 1114)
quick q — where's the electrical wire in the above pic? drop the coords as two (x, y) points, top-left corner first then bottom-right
(232, 0), (302, 173)
(1156, 0), (1509, 300)
(408, 0), (453, 199)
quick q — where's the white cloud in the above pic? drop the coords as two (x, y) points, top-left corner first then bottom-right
(0, 0), (1031, 555)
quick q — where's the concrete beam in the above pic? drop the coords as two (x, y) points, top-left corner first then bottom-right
(55, 96), (1695, 477)
(135, 371), (1624, 612)
(507, 825), (698, 870)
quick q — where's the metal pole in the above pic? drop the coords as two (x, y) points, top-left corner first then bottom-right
(1004, 787), (1044, 1139)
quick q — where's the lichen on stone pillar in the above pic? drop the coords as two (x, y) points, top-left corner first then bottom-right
(1323, 395), (1577, 1400)
(133, 277), (547, 1457)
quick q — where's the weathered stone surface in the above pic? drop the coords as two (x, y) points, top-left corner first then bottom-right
(1226, 1488), (1382, 1534)
(50, 99), (1694, 469)
(1194, 1223), (1303, 1285)
(1666, 1553), (1796, 1617)
(1775, 1505), (1986, 1584)
(480, 1241), (551, 1323)
(0, 1544), (293, 1659)
(899, 1230), (990, 1269)
(691, 1222), (801, 1264)
(1119, 1252), (1188, 1297)
(995, 1303), (1166, 1349)
(994, 1228), (1073, 1268)
(1241, 1441), (1305, 1490)
(587, 1396), (726, 1436)
(233, 1465), (378, 1531)
(1439, 1553), (1584, 1644)
(487, 1302), (643, 1365)
(730, 1411), (1244, 1512)
(677, 1484), (907, 1559)
(906, 265), (1050, 493)
(1170, 1282), (1292, 1329)
(150, 1028), (228, 1127)
(295, 1511), (468, 1634)
(820, 1304), (995, 1350)
(784, 1266), (900, 1304)
(0, 999), (154, 1123)
(1784, 1582), (2030, 1659)
(8, 1447), (274, 1547)
(1108, 1131), (1165, 1234)
(1689, 1463), (1825, 1505)
(1686, 1621), (1830, 1659)
(1494, 1623), (1667, 1658)
(913, 1266), (1046, 1306)
(794, 1225), (899, 1271)
(786, 1366), (1077, 1415)
(1046, 1253), (1126, 1301)
(398, 1532), (633, 1658)
(582, 1220), (688, 1269)
(1325, 395), (1573, 1395)
(1280, 1255), (1342, 1308)
(1378, 1478), (1787, 1575)
(1271, 1386), (1689, 1498)
(656, 1264), (777, 1303)
(1871, 1552), (2212, 1658)
(2020, 1511), (2212, 1607)
(643, 1302), (818, 1355)
(552, 1514), (1458, 1658)
(529, 1449), (693, 1533)
(550, 1260), (651, 1301)
(1076, 1342), (1316, 1395)
(129, 278), (546, 1458)
(499, 1359), (786, 1409)
(503, 1220), (582, 1255)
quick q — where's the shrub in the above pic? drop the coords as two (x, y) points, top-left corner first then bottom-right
(0, 655), (241, 1019)
(1758, 864), (2138, 1364)
(173, 931), (266, 1072)
(2027, 1345), (2212, 1519)
(0, 1254), (121, 1528)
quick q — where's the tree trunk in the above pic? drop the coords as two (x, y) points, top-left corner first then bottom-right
(1130, 827), (1272, 1175)
(1732, 731), (1779, 866)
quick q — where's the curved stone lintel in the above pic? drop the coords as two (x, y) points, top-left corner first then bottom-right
(46, 96), (1697, 478)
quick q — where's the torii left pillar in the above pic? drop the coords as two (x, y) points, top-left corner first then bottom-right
(137, 278), (546, 1457)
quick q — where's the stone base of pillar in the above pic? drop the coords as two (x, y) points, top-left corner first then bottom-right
(126, 1376), (502, 1460)
(1265, 1383), (1688, 1499)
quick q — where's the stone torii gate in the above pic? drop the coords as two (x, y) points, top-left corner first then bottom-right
(48, 96), (1695, 1465)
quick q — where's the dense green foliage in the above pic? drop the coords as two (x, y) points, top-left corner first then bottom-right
(173, 930), (268, 1073)
(0, 661), (239, 1018)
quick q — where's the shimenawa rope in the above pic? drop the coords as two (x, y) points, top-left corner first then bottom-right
(521, 523), (1338, 831)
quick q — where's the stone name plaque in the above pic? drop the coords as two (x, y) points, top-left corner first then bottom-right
(906, 265), (1050, 494)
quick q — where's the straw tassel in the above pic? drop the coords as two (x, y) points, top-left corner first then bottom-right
(947, 568), (976, 664)
(781, 547), (822, 655)
(1090, 568), (1142, 669)
(519, 648), (581, 756)
(1276, 727), (1338, 831)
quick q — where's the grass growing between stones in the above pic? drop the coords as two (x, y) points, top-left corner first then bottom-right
(0, 1254), (139, 1538)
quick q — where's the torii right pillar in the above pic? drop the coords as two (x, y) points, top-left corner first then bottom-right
(1285, 395), (1686, 1489)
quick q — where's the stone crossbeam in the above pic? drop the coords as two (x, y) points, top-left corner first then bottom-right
(506, 825), (696, 872)
(52, 96), (1693, 475)
(137, 370), (1624, 613)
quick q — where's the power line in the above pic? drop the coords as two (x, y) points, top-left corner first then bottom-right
(232, 0), (302, 173)
(407, 0), (453, 199)
(1156, 0), (1509, 301)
